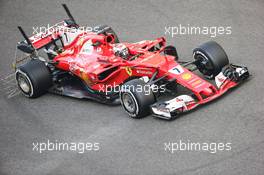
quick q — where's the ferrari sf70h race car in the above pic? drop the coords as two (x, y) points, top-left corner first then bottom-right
(14, 4), (249, 120)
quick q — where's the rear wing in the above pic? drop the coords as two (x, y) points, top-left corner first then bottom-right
(17, 4), (78, 54)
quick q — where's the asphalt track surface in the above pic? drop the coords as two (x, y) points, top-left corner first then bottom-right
(0, 0), (264, 175)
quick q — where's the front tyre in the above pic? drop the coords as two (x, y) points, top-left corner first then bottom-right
(16, 59), (52, 98)
(193, 41), (229, 77)
(120, 79), (156, 118)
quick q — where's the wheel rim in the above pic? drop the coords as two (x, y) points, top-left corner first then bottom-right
(122, 92), (136, 113)
(196, 54), (214, 76)
(17, 74), (31, 94)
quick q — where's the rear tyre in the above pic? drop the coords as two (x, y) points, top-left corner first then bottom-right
(16, 59), (52, 98)
(193, 41), (229, 77)
(120, 79), (156, 118)
(93, 25), (119, 43)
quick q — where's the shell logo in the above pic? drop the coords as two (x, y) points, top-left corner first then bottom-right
(182, 73), (192, 80)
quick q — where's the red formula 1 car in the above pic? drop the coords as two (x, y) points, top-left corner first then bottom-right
(15, 4), (249, 119)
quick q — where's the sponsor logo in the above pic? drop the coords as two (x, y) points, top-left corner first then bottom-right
(136, 70), (152, 75)
(182, 73), (192, 80)
(191, 80), (202, 86)
(125, 67), (133, 76)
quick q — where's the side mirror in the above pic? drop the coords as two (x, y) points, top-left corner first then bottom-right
(105, 34), (114, 43)
(17, 41), (35, 54)
(164, 45), (178, 60)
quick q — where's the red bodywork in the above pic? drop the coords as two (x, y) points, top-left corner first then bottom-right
(28, 23), (239, 108)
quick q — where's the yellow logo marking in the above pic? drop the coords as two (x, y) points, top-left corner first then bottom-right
(80, 71), (92, 85)
(192, 80), (202, 86)
(182, 73), (192, 80)
(125, 67), (133, 76)
(77, 37), (84, 46)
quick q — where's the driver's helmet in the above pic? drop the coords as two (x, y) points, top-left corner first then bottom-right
(113, 44), (129, 60)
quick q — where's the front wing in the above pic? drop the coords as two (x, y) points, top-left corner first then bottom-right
(151, 64), (249, 120)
